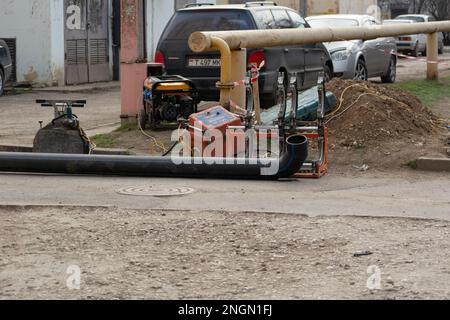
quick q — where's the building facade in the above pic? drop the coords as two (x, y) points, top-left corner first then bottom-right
(0, 0), (390, 87)
(0, 0), (117, 87)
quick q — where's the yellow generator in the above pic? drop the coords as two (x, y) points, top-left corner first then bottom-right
(141, 75), (198, 129)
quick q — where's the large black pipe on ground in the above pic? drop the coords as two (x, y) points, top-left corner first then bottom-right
(0, 135), (308, 180)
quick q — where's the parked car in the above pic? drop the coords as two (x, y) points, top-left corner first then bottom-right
(0, 39), (12, 96)
(306, 15), (398, 83)
(156, 3), (334, 108)
(383, 19), (426, 57)
(394, 14), (445, 54)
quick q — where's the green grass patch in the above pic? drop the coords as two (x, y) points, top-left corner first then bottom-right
(407, 159), (418, 170)
(395, 77), (450, 107)
(5, 87), (33, 96)
(91, 133), (116, 149)
(114, 123), (137, 133)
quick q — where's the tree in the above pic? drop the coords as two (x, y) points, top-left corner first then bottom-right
(413, 0), (428, 13)
(424, 0), (450, 44)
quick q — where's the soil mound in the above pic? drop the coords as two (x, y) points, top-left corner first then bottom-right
(326, 79), (440, 149)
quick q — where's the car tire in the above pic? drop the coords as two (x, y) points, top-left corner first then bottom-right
(438, 46), (444, 55)
(354, 59), (368, 81)
(324, 64), (333, 82)
(0, 69), (4, 97)
(381, 56), (397, 84)
(263, 71), (288, 109)
(411, 42), (419, 57)
(422, 46), (427, 57)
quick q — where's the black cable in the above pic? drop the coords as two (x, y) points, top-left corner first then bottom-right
(162, 141), (180, 157)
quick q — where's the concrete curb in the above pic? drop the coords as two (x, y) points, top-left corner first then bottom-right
(32, 81), (120, 93)
(0, 145), (132, 156)
(416, 157), (450, 172)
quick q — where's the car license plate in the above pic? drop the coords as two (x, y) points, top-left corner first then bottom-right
(188, 58), (221, 68)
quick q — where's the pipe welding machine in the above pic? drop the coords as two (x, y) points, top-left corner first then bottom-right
(182, 72), (333, 178)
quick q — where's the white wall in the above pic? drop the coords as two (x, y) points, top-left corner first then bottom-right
(50, 0), (66, 86)
(146, 0), (175, 61)
(340, 0), (379, 15)
(0, 0), (65, 85)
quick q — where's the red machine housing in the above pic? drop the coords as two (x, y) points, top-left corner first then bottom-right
(189, 106), (245, 157)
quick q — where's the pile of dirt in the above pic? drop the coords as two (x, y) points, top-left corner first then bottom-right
(326, 78), (439, 149)
(324, 79), (447, 171)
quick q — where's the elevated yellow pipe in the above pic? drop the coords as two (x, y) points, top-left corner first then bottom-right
(211, 37), (234, 109)
(190, 21), (450, 51)
(189, 21), (450, 105)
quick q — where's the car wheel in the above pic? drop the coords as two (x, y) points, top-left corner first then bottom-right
(411, 42), (419, 57)
(263, 71), (287, 109)
(275, 71), (288, 103)
(324, 64), (332, 82)
(422, 46), (427, 57)
(0, 69), (4, 97)
(381, 56), (397, 84)
(354, 59), (368, 81)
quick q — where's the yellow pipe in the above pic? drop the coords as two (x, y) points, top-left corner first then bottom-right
(190, 21), (450, 51)
(211, 37), (234, 108)
(427, 32), (439, 80)
(189, 21), (450, 104)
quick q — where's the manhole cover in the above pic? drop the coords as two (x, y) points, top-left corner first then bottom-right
(116, 186), (196, 197)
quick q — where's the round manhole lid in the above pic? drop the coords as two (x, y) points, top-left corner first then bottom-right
(116, 186), (196, 197)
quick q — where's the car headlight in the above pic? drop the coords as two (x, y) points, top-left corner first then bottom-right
(331, 50), (351, 61)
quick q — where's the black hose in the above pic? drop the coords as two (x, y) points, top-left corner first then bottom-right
(162, 141), (180, 157)
(0, 135), (308, 180)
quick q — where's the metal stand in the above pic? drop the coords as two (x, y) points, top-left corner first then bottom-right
(294, 73), (329, 179)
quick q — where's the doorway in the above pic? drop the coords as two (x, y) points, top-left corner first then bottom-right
(64, 0), (111, 85)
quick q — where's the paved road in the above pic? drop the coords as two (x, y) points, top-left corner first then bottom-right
(0, 88), (121, 145)
(394, 51), (450, 82)
(0, 171), (449, 221)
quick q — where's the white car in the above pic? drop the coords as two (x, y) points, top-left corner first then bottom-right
(394, 14), (445, 55)
(306, 15), (398, 83)
(383, 19), (426, 57)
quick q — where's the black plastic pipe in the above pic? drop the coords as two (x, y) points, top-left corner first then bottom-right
(0, 135), (308, 180)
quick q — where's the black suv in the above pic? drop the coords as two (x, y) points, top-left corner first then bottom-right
(156, 2), (333, 108)
(0, 40), (12, 96)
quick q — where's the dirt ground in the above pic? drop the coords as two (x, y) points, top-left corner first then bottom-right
(1, 206), (449, 300)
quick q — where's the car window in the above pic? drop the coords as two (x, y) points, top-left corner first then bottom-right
(428, 17), (436, 22)
(307, 18), (359, 28)
(161, 10), (254, 40)
(271, 10), (293, 29)
(288, 11), (306, 28)
(396, 16), (426, 23)
(363, 19), (374, 26)
(253, 9), (276, 29)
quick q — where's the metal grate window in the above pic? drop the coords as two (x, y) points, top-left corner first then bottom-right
(66, 39), (88, 65)
(3, 38), (17, 83)
(89, 39), (108, 64)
